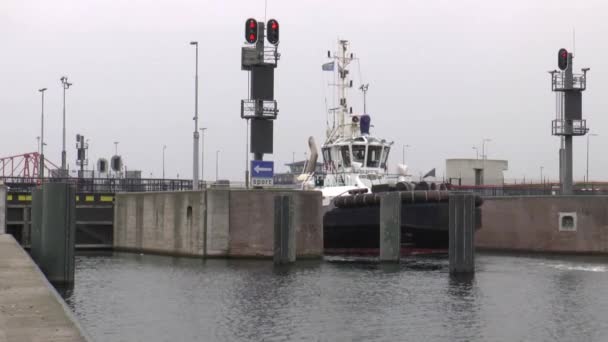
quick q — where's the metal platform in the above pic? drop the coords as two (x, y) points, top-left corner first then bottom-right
(551, 119), (588, 136)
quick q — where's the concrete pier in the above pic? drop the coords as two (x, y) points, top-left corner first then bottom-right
(449, 193), (476, 274)
(274, 195), (296, 264)
(379, 192), (401, 262)
(0, 234), (87, 341)
(30, 188), (43, 262)
(0, 184), (6, 234)
(476, 196), (608, 253)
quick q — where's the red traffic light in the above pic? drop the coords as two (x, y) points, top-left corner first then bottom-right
(245, 18), (258, 44)
(558, 48), (569, 71)
(266, 19), (279, 45)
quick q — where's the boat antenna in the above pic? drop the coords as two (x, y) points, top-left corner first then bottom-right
(325, 97), (330, 130)
(264, 0), (268, 22)
(359, 84), (369, 114)
(572, 27), (576, 57)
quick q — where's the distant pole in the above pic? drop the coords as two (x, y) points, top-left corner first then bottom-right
(481, 138), (491, 160)
(216, 150), (220, 181)
(540, 166), (544, 184)
(402, 144), (410, 165)
(114, 141), (119, 155)
(38, 88), (47, 180)
(36, 137), (40, 153)
(586, 133), (598, 184)
(200, 127), (207, 184)
(60, 76), (72, 171)
(472, 146), (478, 160)
(190, 41), (200, 191)
(481, 138), (491, 185)
(245, 120), (249, 188)
(162, 145), (166, 180)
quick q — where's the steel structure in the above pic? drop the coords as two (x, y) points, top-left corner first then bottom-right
(549, 49), (590, 195)
(0, 152), (60, 178)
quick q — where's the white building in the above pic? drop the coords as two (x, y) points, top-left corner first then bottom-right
(446, 159), (508, 186)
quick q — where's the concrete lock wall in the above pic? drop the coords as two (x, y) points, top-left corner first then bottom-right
(114, 191), (204, 256)
(114, 189), (323, 258)
(206, 189), (230, 256)
(476, 196), (608, 253)
(228, 189), (323, 258)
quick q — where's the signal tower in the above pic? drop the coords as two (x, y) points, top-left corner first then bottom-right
(241, 18), (280, 187)
(549, 48), (590, 195)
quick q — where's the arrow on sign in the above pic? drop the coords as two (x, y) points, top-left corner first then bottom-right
(254, 165), (272, 173)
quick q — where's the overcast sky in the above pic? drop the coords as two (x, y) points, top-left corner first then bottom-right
(2, 0), (607, 182)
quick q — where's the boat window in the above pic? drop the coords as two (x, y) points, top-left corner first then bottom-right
(352, 145), (366, 163)
(381, 147), (390, 169)
(322, 148), (332, 164)
(367, 146), (382, 167)
(340, 146), (351, 167)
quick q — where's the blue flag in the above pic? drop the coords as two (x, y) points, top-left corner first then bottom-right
(322, 62), (334, 71)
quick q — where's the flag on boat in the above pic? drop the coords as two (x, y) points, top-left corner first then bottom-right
(423, 168), (436, 179)
(322, 61), (334, 71)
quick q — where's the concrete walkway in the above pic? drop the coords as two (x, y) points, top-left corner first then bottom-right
(0, 234), (87, 342)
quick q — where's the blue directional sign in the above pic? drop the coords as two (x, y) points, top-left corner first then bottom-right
(251, 160), (274, 186)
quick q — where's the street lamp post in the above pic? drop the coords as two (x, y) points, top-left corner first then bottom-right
(481, 138), (492, 160)
(586, 133), (598, 184)
(162, 145), (167, 180)
(481, 138), (491, 185)
(402, 144), (410, 165)
(190, 41), (200, 191)
(38, 87), (47, 179)
(540, 166), (544, 184)
(114, 141), (119, 155)
(60, 77), (72, 171)
(200, 128), (207, 185)
(216, 150), (220, 182)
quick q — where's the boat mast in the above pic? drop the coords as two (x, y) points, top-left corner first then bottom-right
(325, 39), (356, 143)
(339, 40), (347, 138)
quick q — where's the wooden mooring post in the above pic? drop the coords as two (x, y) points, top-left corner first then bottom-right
(449, 192), (476, 274)
(30, 183), (76, 284)
(274, 195), (296, 264)
(380, 191), (401, 262)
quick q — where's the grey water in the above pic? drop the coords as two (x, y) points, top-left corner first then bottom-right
(60, 252), (608, 342)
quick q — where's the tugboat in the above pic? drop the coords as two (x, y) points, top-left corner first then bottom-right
(301, 39), (404, 204)
(299, 40), (480, 253)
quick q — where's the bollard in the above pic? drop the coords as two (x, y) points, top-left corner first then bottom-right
(449, 192), (475, 274)
(36, 183), (76, 284)
(0, 184), (6, 234)
(273, 195), (296, 264)
(30, 188), (43, 263)
(380, 191), (401, 262)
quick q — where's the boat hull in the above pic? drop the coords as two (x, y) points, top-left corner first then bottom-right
(323, 202), (481, 250)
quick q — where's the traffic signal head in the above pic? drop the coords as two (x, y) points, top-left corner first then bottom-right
(267, 19), (279, 45)
(558, 48), (569, 71)
(245, 18), (258, 44)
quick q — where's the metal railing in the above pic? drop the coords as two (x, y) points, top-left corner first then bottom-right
(552, 119), (587, 136)
(0, 176), (301, 194)
(552, 72), (587, 91)
(450, 182), (608, 197)
(1, 177), (195, 193)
